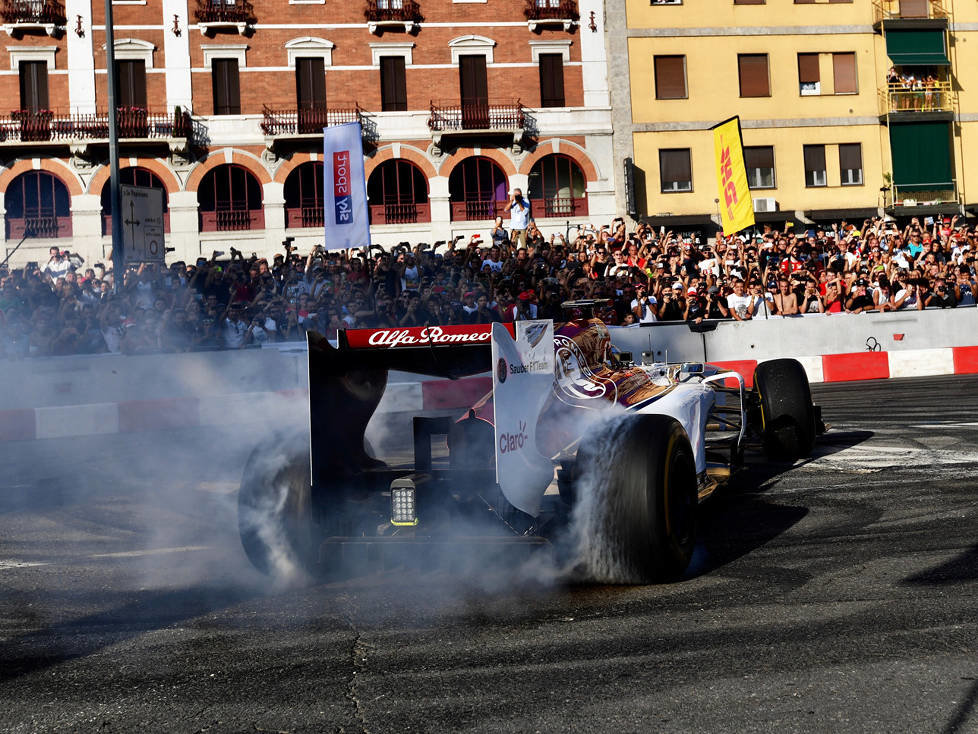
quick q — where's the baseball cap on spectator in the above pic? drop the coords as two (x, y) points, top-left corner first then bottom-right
(686, 286), (697, 296)
(518, 290), (534, 301)
(432, 285), (446, 294)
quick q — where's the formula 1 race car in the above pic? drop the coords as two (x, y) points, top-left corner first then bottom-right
(239, 301), (824, 583)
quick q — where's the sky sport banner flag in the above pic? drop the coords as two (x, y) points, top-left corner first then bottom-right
(711, 116), (754, 236)
(323, 122), (371, 251)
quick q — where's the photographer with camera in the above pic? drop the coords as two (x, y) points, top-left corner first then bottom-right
(506, 188), (530, 248)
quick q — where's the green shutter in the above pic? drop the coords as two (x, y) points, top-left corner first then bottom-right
(889, 121), (952, 190)
(885, 29), (950, 65)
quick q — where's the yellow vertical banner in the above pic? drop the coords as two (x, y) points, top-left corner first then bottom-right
(712, 116), (755, 236)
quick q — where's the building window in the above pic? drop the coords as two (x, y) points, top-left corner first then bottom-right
(296, 57), (326, 110)
(212, 59), (241, 115)
(18, 61), (48, 113)
(832, 52), (857, 94)
(653, 55), (686, 100)
(198, 164), (264, 232)
(734, 0), (764, 4)
(367, 159), (431, 224)
(650, 0), (682, 4)
(284, 162), (325, 228)
(738, 54), (769, 98)
(538, 53), (565, 108)
(116, 60), (147, 109)
(5, 171), (72, 240)
(380, 56), (407, 112)
(744, 146), (775, 189)
(659, 148), (692, 192)
(798, 53), (820, 96)
(839, 143), (863, 186)
(804, 145), (827, 187)
(528, 153), (588, 217)
(448, 156), (507, 221)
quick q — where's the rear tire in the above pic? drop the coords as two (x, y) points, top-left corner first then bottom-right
(753, 358), (816, 461)
(573, 414), (697, 583)
(238, 437), (319, 581)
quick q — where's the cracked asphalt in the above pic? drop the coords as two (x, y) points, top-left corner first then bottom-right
(0, 375), (977, 732)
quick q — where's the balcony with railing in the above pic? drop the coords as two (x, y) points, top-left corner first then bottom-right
(878, 80), (955, 119)
(194, 0), (255, 35)
(450, 198), (509, 222)
(524, 0), (578, 31)
(200, 208), (264, 232)
(428, 100), (526, 154)
(529, 196), (587, 219)
(364, 0), (422, 34)
(873, 0), (948, 25)
(0, 0), (66, 36)
(261, 104), (362, 155)
(890, 181), (958, 210)
(0, 108), (193, 151)
(7, 213), (71, 239)
(368, 201), (431, 225)
(285, 206), (324, 229)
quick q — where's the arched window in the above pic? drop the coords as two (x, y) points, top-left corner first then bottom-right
(101, 167), (170, 235)
(5, 171), (71, 239)
(197, 164), (264, 232)
(527, 153), (588, 218)
(448, 156), (507, 221)
(284, 162), (324, 229)
(367, 159), (430, 224)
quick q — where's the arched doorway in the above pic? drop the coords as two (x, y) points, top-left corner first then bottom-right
(284, 162), (324, 229)
(101, 167), (170, 235)
(527, 153), (588, 218)
(367, 159), (430, 224)
(197, 164), (264, 231)
(5, 171), (72, 239)
(448, 156), (507, 221)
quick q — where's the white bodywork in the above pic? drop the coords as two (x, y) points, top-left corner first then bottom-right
(492, 321), (746, 518)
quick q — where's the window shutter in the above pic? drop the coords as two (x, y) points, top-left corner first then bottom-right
(19, 61), (48, 112)
(380, 56), (407, 112)
(212, 59), (241, 115)
(832, 53), (857, 94)
(659, 149), (691, 190)
(734, 0), (765, 4)
(459, 55), (488, 105)
(797, 54), (820, 84)
(839, 143), (862, 172)
(803, 144), (826, 186)
(538, 54), (565, 108)
(296, 58), (326, 110)
(738, 54), (770, 97)
(116, 60), (147, 109)
(654, 55), (686, 100)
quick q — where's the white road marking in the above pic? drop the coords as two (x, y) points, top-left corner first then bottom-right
(805, 444), (978, 470)
(0, 559), (49, 569)
(90, 545), (212, 559)
(909, 421), (978, 429)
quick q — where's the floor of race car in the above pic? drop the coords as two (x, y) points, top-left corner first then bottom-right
(0, 375), (977, 732)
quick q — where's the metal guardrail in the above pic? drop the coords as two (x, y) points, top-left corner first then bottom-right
(0, 109), (192, 144)
(872, 0), (948, 22)
(878, 81), (955, 115)
(261, 105), (361, 136)
(428, 100), (525, 132)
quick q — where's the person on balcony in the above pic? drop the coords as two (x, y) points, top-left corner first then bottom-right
(506, 188), (530, 248)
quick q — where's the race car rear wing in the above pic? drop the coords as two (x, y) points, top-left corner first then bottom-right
(307, 324), (513, 485)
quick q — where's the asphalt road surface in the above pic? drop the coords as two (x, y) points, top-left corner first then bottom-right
(1, 375), (977, 733)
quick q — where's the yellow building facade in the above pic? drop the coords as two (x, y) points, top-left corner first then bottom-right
(613, 0), (973, 227)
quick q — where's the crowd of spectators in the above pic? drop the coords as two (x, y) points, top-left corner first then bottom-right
(1, 209), (977, 357)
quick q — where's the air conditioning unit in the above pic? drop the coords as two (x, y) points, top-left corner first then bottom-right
(753, 197), (777, 213)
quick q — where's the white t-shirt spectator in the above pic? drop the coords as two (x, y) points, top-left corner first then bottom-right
(509, 198), (530, 230)
(44, 258), (72, 281)
(630, 297), (658, 323)
(482, 257), (503, 273)
(223, 317), (248, 348)
(726, 292), (754, 319)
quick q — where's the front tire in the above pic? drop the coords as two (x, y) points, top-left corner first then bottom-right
(238, 437), (319, 581)
(753, 358), (816, 461)
(573, 414), (697, 583)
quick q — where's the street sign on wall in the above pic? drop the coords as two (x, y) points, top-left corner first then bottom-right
(120, 184), (165, 264)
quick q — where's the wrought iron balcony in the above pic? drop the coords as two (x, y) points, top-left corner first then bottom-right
(890, 181), (958, 209)
(0, 108), (192, 146)
(364, 0), (422, 33)
(873, 0), (948, 23)
(368, 201), (431, 225)
(0, 0), (66, 35)
(524, 0), (578, 30)
(878, 80), (955, 117)
(194, 0), (255, 35)
(261, 105), (362, 137)
(428, 100), (527, 156)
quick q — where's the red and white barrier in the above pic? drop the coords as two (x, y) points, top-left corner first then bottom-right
(0, 347), (974, 443)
